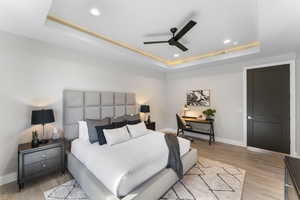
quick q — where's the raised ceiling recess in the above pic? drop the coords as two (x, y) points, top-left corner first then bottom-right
(47, 0), (260, 68)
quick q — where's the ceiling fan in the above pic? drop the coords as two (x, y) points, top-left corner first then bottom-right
(143, 20), (197, 52)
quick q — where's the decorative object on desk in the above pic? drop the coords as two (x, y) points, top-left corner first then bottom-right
(52, 127), (60, 140)
(203, 108), (216, 120)
(187, 89), (210, 106)
(140, 104), (150, 121)
(31, 130), (39, 147)
(198, 114), (205, 120)
(31, 109), (55, 144)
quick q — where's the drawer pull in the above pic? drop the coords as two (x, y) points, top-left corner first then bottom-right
(42, 164), (46, 168)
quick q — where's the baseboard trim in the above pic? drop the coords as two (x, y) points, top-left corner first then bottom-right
(0, 172), (17, 186)
(187, 133), (244, 147)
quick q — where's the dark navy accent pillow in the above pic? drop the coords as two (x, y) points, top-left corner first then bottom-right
(86, 118), (110, 144)
(95, 124), (114, 145)
(126, 119), (141, 125)
(112, 121), (127, 128)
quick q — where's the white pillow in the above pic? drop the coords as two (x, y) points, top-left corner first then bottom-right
(103, 126), (131, 146)
(78, 121), (89, 142)
(127, 122), (149, 138)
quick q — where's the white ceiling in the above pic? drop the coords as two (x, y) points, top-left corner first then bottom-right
(0, 0), (299, 70)
(49, 0), (258, 60)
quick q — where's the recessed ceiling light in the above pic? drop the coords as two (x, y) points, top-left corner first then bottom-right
(224, 39), (231, 44)
(90, 8), (100, 16)
(173, 53), (180, 58)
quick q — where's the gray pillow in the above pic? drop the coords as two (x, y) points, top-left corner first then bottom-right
(111, 116), (127, 128)
(125, 114), (140, 121)
(125, 114), (141, 125)
(86, 118), (110, 143)
(111, 116), (126, 123)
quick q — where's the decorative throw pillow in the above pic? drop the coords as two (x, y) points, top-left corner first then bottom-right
(95, 124), (114, 145)
(125, 114), (141, 125)
(127, 122), (149, 138)
(86, 118), (110, 144)
(78, 121), (89, 142)
(103, 126), (131, 146)
(111, 116), (127, 128)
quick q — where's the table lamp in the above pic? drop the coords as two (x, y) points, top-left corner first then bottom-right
(31, 109), (55, 144)
(140, 105), (150, 123)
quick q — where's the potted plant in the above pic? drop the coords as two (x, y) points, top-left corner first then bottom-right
(203, 108), (216, 120)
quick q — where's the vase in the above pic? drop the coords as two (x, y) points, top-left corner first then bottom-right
(31, 136), (39, 147)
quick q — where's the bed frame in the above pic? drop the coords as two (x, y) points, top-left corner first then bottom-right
(63, 90), (198, 200)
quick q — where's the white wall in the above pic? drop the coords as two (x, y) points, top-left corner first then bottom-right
(165, 54), (300, 150)
(0, 31), (167, 178)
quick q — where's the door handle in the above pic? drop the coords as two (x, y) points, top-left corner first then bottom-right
(247, 116), (253, 120)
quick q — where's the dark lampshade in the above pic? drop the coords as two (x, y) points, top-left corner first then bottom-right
(140, 105), (150, 113)
(31, 109), (55, 125)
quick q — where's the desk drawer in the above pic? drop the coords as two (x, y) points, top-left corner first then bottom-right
(189, 122), (211, 132)
(24, 147), (61, 165)
(24, 157), (61, 177)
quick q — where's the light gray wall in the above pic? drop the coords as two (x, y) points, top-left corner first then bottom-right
(165, 54), (299, 152)
(0, 31), (167, 177)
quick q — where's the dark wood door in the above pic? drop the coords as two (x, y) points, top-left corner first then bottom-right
(247, 65), (290, 154)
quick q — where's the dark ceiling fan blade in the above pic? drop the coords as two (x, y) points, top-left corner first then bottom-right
(144, 41), (169, 44)
(173, 41), (188, 52)
(174, 20), (197, 41)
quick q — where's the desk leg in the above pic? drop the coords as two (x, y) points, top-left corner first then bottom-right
(211, 123), (215, 142)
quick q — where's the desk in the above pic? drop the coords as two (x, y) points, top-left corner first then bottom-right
(182, 117), (215, 145)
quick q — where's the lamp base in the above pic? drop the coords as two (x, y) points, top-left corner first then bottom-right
(39, 139), (49, 144)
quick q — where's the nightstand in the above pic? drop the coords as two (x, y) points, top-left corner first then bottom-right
(18, 139), (65, 190)
(145, 121), (156, 131)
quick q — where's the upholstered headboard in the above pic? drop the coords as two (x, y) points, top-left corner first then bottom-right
(63, 90), (137, 140)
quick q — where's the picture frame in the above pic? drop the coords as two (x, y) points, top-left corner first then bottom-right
(187, 89), (210, 106)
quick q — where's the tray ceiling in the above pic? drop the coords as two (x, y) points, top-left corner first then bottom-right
(48, 0), (260, 67)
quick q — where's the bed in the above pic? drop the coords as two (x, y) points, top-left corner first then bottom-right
(63, 90), (198, 200)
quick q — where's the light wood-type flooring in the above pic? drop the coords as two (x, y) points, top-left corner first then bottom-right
(0, 139), (285, 200)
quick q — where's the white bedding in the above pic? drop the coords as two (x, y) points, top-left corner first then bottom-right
(71, 131), (190, 197)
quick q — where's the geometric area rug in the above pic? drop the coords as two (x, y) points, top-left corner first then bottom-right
(160, 157), (246, 200)
(44, 157), (246, 200)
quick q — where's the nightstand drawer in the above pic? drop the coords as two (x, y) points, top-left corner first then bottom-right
(24, 157), (61, 177)
(24, 147), (61, 165)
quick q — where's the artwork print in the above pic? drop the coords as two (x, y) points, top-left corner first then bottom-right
(187, 90), (210, 106)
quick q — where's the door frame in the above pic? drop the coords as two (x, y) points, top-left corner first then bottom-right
(242, 60), (296, 156)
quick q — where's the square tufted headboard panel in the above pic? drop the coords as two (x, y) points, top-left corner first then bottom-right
(63, 90), (137, 140)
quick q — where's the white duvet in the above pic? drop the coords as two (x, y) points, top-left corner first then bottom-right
(71, 131), (190, 197)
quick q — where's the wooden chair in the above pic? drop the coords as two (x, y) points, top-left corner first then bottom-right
(176, 114), (193, 142)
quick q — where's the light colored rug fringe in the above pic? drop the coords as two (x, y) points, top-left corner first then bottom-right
(44, 157), (246, 200)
